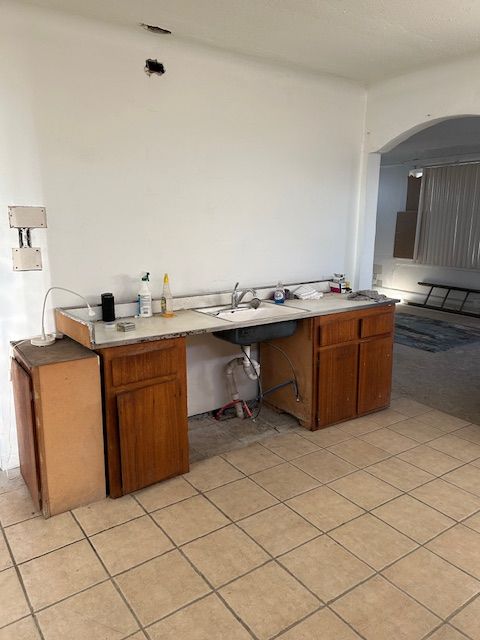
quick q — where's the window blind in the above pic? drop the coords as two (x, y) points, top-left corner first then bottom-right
(415, 164), (480, 270)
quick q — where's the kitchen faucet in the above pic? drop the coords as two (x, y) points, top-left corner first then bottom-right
(231, 282), (257, 309)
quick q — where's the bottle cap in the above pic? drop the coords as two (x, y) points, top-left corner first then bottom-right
(163, 273), (169, 284)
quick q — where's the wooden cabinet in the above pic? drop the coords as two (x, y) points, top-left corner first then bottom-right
(97, 337), (189, 497)
(261, 303), (395, 430)
(11, 338), (106, 517)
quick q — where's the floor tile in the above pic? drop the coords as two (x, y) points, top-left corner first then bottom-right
(0, 487), (39, 527)
(389, 418), (444, 443)
(330, 514), (417, 570)
(428, 626), (470, 640)
(369, 408), (409, 427)
(328, 471), (401, 510)
(206, 478), (278, 521)
(278, 608), (361, 639)
(36, 581), (139, 640)
(219, 562), (318, 640)
(115, 550), (210, 626)
(390, 397), (432, 418)
(250, 463), (319, 500)
(0, 531), (13, 570)
(427, 525), (480, 579)
(0, 567), (30, 627)
(19, 539), (107, 610)
(463, 511), (480, 534)
(455, 424), (480, 446)
(373, 495), (454, 543)
(90, 515), (173, 575)
(428, 434), (480, 463)
(299, 426), (352, 447)
(237, 503), (319, 556)
(444, 464), (480, 497)
(398, 445), (463, 475)
(358, 428), (417, 454)
(367, 457), (435, 491)
(383, 548), (480, 618)
(279, 536), (373, 602)
(134, 477), (197, 512)
(260, 433), (320, 460)
(0, 469), (25, 496)
(148, 594), (252, 639)
(0, 617), (41, 640)
(286, 486), (363, 531)
(418, 410), (469, 433)
(184, 456), (244, 492)
(450, 595), (480, 639)
(183, 524), (268, 587)
(222, 443), (283, 474)
(411, 479), (480, 520)
(5, 512), (84, 564)
(337, 416), (383, 436)
(331, 575), (440, 640)
(73, 496), (144, 536)
(327, 440), (390, 468)
(291, 450), (357, 483)
(152, 495), (229, 545)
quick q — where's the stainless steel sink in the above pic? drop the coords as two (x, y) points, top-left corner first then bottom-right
(195, 302), (299, 323)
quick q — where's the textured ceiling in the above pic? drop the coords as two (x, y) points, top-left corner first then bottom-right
(16, 0), (480, 84)
(382, 117), (480, 164)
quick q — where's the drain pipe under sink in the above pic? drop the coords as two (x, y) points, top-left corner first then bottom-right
(225, 345), (260, 419)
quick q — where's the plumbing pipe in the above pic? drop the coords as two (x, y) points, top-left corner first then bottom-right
(225, 357), (246, 418)
(241, 345), (260, 381)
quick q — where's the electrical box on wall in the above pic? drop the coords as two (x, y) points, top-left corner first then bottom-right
(9, 205), (47, 271)
(8, 206), (47, 229)
(12, 248), (42, 271)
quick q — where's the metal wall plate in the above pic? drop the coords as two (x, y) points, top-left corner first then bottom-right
(12, 247), (42, 271)
(9, 206), (47, 229)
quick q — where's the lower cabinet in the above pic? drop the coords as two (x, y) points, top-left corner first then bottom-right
(11, 338), (106, 516)
(97, 337), (189, 497)
(261, 303), (395, 430)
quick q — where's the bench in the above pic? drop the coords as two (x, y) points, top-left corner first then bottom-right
(407, 281), (480, 318)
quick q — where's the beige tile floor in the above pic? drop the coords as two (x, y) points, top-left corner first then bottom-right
(2, 398), (480, 639)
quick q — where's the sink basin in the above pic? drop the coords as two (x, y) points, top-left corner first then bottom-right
(195, 302), (298, 323)
(195, 302), (300, 345)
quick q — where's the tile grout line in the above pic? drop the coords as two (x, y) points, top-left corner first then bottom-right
(69, 510), (147, 639)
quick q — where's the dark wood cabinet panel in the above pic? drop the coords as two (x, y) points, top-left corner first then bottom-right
(117, 380), (189, 494)
(317, 344), (358, 427)
(261, 304), (395, 430)
(11, 359), (41, 511)
(358, 336), (393, 414)
(98, 337), (189, 497)
(317, 315), (359, 346)
(360, 312), (394, 338)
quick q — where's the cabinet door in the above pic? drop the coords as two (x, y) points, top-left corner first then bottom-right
(11, 359), (41, 511)
(358, 336), (393, 414)
(117, 379), (188, 494)
(317, 344), (358, 427)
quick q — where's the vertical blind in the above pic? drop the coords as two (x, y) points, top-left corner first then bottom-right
(415, 164), (480, 269)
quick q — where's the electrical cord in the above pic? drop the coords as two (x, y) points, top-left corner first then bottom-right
(263, 341), (300, 401)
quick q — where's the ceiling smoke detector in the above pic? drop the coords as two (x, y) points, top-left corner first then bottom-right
(141, 23), (171, 35)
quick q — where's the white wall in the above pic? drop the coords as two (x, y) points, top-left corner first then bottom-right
(0, 2), (367, 467)
(355, 53), (480, 294)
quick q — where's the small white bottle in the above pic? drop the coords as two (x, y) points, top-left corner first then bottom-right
(138, 272), (153, 317)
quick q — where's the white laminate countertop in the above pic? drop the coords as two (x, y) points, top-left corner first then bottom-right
(70, 294), (397, 348)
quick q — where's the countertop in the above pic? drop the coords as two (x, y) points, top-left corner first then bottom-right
(78, 294), (397, 348)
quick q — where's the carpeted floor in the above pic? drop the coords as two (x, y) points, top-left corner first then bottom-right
(395, 312), (480, 353)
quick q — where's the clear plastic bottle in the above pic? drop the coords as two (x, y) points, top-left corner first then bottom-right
(274, 281), (285, 304)
(138, 272), (153, 317)
(161, 273), (174, 317)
